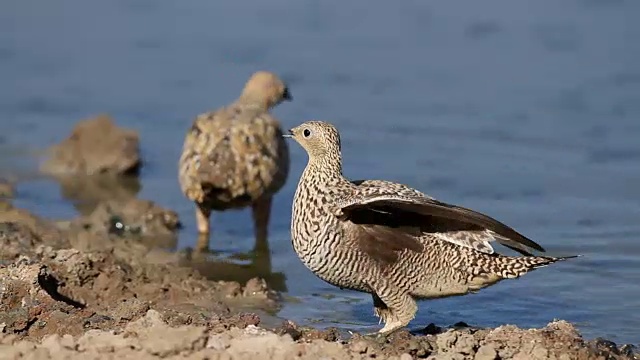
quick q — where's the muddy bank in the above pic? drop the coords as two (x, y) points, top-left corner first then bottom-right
(2, 309), (637, 359)
(0, 204), (636, 359)
(0, 201), (279, 341)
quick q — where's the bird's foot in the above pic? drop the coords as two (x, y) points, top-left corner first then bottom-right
(378, 320), (404, 336)
(373, 306), (392, 326)
(373, 309), (383, 325)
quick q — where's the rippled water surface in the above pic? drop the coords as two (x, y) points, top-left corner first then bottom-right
(1, 0), (639, 344)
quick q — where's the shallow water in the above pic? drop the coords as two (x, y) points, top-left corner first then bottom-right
(1, 0), (639, 344)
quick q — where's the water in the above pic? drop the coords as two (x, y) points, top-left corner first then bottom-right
(1, 0), (639, 344)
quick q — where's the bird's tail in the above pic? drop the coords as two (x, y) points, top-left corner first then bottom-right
(490, 254), (580, 279)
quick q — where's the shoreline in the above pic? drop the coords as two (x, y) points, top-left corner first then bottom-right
(0, 196), (636, 359)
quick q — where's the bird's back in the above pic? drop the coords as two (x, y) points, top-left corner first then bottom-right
(178, 103), (289, 210)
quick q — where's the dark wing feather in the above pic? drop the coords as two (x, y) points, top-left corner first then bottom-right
(349, 223), (424, 265)
(341, 195), (545, 255)
(339, 203), (425, 265)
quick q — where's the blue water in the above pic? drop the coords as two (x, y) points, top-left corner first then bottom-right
(1, 0), (639, 344)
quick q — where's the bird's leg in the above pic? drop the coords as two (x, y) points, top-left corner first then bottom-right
(195, 204), (211, 252)
(195, 204), (211, 234)
(368, 282), (418, 335)
(362, 293), (394, 342)
(251, 196), (272, 254)
(195, 233), (210, 253)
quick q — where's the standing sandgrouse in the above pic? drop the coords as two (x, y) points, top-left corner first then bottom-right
(285, 120), (576, 335)
(178, 71), (291, 251)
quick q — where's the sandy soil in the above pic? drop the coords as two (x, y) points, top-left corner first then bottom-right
(0, 117), (637, 359)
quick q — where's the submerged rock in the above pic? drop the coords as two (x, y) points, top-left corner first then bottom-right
(71, 198), (181, 237)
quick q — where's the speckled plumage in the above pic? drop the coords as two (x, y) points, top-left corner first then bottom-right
(178, 71), (291, 249)
(285, 120), (576, 334)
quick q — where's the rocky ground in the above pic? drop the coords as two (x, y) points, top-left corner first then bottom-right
(0, 115), (637, 359)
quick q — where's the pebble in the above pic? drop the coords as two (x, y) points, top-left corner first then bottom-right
(350, 340), (369, 354)
(400, 353), (413, 360)
(475, 344), (498, 360)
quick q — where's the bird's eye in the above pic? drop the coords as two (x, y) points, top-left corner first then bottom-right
(303, 129), (311, 137)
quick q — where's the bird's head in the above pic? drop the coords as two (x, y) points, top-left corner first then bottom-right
(240, 71), (292, 109)
(284, 120), (342, 161)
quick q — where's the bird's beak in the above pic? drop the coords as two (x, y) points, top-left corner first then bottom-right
(282, 87), (293, 101)
(282, 129), (294, 138)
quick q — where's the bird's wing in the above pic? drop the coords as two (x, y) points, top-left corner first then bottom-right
(227, 113), (290, 199)
(348, 180), (513, 255)
(182, 108), (236, 186)
(336, 181), (544, 263)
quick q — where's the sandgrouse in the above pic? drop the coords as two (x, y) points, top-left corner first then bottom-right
(178, 71), (291, 251)
(285, 120), (576, 335)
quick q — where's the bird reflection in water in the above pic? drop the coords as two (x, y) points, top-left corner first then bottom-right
(183, 231), (287, 293)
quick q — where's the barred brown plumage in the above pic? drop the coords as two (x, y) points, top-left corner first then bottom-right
(178, 71), (292, 251)
(285, 120), (577, 335)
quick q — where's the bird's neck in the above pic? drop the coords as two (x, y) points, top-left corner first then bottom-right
(301, 155), (345, 188)
(234, 96), (270, 112)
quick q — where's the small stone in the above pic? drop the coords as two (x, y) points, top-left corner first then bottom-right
(620, 344), (638, 357)
(207, 334), (231, 350)
(422, 323), (442, 335)
(244, 324), (266, 336)
(243, 278), (268, 297)
(351, 340), (369, 354)
(593, 337), (620, 354)
(529, 343), (549, 359)
(400, 353), (413, 360)
(436, 330), (458, 349)
(0, 334), (17, 345)
(60, 334), (76, 350)
(454, 333), (477, 355)
(276, 320), (302, 341)
(475, 344), (498, 360)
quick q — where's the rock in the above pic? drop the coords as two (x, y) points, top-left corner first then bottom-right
(274, 320), (303, 341)
(0, 222), (42, 261)
(350, 339), (369, 354)
(399, 353), (413, 360)
(436, 330), (459, 350)
(40, 114), (141, 177)
(243, 277), (270, 297)
(475, 344), (498, 360)
(0, 204), (69, 254)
